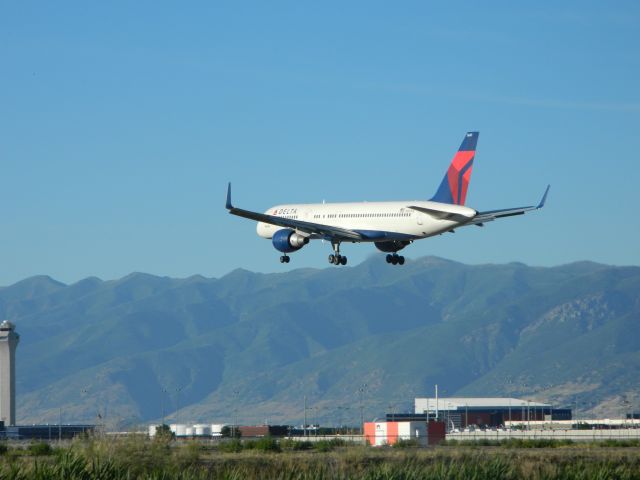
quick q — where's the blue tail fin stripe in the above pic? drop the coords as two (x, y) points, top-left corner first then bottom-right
(459, 131), (479, 151)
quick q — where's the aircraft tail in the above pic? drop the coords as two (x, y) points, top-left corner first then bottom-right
(430, 131), (479, 205)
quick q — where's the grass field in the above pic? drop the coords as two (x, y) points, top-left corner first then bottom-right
(0, 437), (639, 479)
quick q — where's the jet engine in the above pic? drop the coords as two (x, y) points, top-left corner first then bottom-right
(374, 240), (410, 253)
(272, 229), (309, 253)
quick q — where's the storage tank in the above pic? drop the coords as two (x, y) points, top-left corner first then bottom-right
(185, 427), (194, 436)
(194, 424), (211, 436)
(148, 425), (159, 437)
(171, 424), (187, 437)
(211, 424), (225, 436)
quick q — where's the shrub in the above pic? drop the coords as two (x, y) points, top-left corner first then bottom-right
(280, 438), (313, 451)
(107, 433), (170, 476)
(244, 436), (280, 452)
(0, 443), (7, 455)
(175, 442), (201, 468)
(28, 442), (53, 456)
(502, 438), (574, 448)
(597, 439), (640, 448)
(154, 423), (174, 440)
(312, 438), (346, 452)
(392, 438), (421, 448)
(218, 438), (243, 453)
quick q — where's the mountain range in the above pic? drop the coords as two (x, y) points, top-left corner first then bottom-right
(1, 256), (639, 429)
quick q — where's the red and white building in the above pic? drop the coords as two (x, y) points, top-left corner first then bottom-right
(364, 421), (445, 446)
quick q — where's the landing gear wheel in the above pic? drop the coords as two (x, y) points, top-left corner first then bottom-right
(386, 254), (393, 264)
(398, 256), (405, 265)
(280, 255), (290, 264)
(330, 242), (346, 266)
(391, 255), (398, 265)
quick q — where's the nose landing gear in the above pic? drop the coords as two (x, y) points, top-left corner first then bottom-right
(386, 253), (405, 266)
(279, 255), (290, 263)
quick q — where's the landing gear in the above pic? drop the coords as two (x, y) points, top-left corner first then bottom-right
(328, 254), (348, 265)
(279, 255), (290, 263)
(385, 253), (405, 266)
(328, 243), (347, 266)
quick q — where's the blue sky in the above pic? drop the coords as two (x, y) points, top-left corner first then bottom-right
(1, 1), (639, 284)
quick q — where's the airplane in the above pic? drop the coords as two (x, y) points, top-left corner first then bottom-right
(226, 132), (549, 266)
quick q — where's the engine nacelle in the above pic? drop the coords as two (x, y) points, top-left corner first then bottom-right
(374, 240), (410, 253)
(272, 229), (309, 253)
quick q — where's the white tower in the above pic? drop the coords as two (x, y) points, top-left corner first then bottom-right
(0, 320), (19, 426)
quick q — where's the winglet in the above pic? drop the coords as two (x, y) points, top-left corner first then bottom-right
(226, 182), (233, 210)
(537, 185), (551, 209)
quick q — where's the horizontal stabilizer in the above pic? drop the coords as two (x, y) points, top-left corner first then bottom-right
(469, 185), (550, 225)
(407, 205), (474, 223)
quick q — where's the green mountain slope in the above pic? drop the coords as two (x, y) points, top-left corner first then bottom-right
(2, 257), (638, 428)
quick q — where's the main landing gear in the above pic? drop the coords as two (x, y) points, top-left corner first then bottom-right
(386, 253), (405, 266)
(328, 242), (347, 266)
(329, 254), (347, 265)
(279, 255), (290, 263)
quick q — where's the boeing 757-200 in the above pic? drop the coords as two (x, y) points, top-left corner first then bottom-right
(226, 132), (549, 266)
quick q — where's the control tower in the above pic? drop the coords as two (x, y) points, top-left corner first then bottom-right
(0, 320), (19, 425)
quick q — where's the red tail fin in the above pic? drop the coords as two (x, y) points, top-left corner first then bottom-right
(430, 132), (478, 205)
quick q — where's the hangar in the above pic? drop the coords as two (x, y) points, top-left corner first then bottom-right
(412, 397), (572, 429)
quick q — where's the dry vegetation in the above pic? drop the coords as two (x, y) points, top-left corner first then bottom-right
(0, 436), (639, 479)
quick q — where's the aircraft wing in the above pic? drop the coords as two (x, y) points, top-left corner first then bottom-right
(225, 184), (363, 241)
(466, 185), (550, 226)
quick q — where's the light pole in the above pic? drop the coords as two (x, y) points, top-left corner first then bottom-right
(175, 387), (183, 426)
(232, 389), (239, 438)
(388, 402), (397, 422)
(465, 403), (468, 429)
(304, 395), (307, 437)
(336, 406), (350, 434)
(80, 388), (89, 421)
(311, 405), (320, 436)
(160, 387), (168, 427)
(358, 384), (368, 434)
(97, 372), (108, 433)
(622, 398), (631, 428)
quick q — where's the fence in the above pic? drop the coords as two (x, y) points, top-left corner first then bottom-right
(285, 434), (364, 443)
(447, 428), (640, 442)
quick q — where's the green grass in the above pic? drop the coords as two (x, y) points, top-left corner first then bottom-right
(442, 438), (640, 449)
(1, 437), (640, 479)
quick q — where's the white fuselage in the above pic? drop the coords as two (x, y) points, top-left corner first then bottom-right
(256, 200), (477, 242)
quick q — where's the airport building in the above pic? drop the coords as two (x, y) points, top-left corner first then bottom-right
(364, 420), (446, 446)
(156, 423), (227, 438)
(0, 320), (19, 426)
(0, 422), (95, 440)
(154, 423), (290, 438)
(413, 397), (572, 429)
(0, 320), (97, 440)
